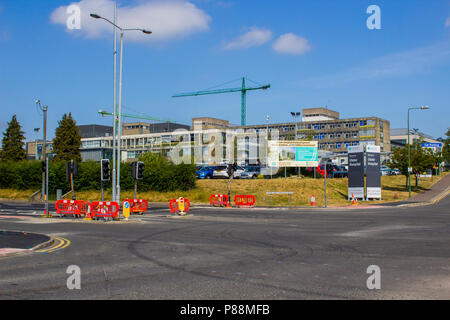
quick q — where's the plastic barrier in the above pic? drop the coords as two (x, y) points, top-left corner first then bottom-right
(55, 200), (89, 217)
(89, 201), (120, 219)
(123, 199), (148, 215)
(169, 198), (190, 214)
(209, 194), (230, 207)
(234, 195), (256, 208)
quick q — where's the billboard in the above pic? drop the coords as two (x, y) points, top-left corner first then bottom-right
(268, 141), (318, 167)
(366, 145), (381, 199)
(348, 145), (364, 199)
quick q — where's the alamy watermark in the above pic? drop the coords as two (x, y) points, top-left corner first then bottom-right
(66, 265), (81, 290)
(66, 5), (81, 30)
(366, 5), (381, 30)
(366, 265), (381, 289)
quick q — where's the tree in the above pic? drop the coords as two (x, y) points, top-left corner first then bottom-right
(443, 128), (450, 164)
(388, 141), (435, 188)
(1, 115), (26, 162)
(52, 113), (82, 162)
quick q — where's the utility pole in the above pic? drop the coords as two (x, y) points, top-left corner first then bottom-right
(91, 11), (152, 204)
(112, 2), (117, 203)
(36, 100), (48, 201)
(407, 106), (430, 198)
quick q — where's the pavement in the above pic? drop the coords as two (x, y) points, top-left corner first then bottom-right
(0, 231), (52, 257)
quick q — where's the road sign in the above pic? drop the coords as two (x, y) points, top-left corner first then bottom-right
(123, 201), (130, 219)
(421, 142), (442, 149)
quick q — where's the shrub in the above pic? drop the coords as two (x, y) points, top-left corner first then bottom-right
(0, 153), (196, 194)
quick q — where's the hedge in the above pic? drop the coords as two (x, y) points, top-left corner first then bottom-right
(0, 153), (197, 194)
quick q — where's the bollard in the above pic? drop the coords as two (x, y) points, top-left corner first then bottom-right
(310, 194), (316, 207)
(394, 191), (398, 199)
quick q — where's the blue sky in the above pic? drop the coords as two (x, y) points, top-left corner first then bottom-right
(0, 0), (449, 141)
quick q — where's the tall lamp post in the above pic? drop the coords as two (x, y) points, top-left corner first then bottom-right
(35, 100), (48, 201)
(407, 105), (430, 198)
(290, 111), (301, 176)
(90, 12), (152, 202)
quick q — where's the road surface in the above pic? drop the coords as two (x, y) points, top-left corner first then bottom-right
(0, 197), (449, 300)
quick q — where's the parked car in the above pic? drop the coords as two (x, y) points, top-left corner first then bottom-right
(196, 166), (215, 179)
(233, 166), (245, 178)
(239, 166), (261, 179)
(390, 168), (401, 175)
(213, 165), (230, 179)
(380, 165), (391, 176)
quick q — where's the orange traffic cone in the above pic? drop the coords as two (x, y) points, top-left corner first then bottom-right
(351, 193), (357, 205)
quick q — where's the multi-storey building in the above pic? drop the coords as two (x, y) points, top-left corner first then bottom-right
(79, 107), (391, 165)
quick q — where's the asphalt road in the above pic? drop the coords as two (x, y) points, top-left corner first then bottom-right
(0, 197), (449, 300)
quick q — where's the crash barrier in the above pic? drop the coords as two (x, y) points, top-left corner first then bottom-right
(234, 195), (256, 208)
(89, 201), (120, 219)
(123, 199), (148, 215)
(266, 192), (293, 205)
(209, 194), (230, 207)
(169, 197), (190, 214)
(55, 200), (89, 217)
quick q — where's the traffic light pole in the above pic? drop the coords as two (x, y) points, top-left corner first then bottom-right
(45, 155), (49, 217)
(101, 180), (104, 202)
(134, 179), (137, 200)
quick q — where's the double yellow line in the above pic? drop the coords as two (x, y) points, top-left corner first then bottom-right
(36, 236), (71, 254)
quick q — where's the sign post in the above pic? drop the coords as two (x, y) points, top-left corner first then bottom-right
(348, 145), (365, 200)
(123, 201), (130, 220)
(366, 145), (381, 200)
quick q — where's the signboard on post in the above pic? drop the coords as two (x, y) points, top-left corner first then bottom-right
(366, 145), (381, 199)
(421, 142), (442, 149)
(348, 145), (364, 200)
(268, 141), (318, 167)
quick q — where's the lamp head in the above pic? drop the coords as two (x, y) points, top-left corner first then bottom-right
(421, 105), (430, 110)
(90, 13), (101, 19)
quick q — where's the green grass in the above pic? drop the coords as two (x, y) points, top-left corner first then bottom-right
(1, 173), (446, 207)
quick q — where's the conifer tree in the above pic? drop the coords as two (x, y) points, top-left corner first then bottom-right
(1, 115), (26, 161)
(53, 113), (82, 162)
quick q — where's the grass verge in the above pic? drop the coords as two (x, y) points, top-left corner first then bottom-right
(0, 173), (447, 207)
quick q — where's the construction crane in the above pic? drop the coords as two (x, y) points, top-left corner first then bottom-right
(172, 77), (270, 126)
(98, 110), (175, 123)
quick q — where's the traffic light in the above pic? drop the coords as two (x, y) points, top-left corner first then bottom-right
(66, 161), (79, 181)
(131, 161), (144, 180)
(137, 162), (144, 180)
(66, 162), (71, 181)
(101, 159), (110, 181)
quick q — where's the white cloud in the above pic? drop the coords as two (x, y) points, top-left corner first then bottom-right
(223, 27), (272, 50)
(272, 33), (311, 55)
(50, 0), (211, 42)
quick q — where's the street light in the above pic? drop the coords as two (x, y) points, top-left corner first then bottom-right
(91, 11), (152, 203)
(407, 105), (430, 198)
(290, 111), (301, 176)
